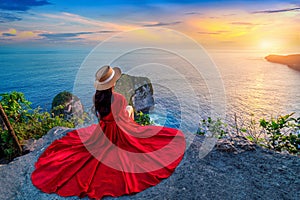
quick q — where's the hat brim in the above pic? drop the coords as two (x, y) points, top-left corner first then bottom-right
(94, 67), (122, 91)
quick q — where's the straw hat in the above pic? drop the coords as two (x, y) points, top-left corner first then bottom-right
(94, 65), (122, 91)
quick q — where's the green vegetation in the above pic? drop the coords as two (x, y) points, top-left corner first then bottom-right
(0, 91), (75, 160)
(134, 111), (154, 126)
(197, 113), (300, 155)
(259, 113), (300, 154)
(197, 117), (229, 139)
(0, 92), (153, 161)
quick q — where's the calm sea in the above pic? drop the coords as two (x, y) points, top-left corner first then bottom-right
(0, 47), (88, 109)
(1, 47), (299, 130)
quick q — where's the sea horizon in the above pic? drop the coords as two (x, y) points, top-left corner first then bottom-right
(1, 46), (299, 129)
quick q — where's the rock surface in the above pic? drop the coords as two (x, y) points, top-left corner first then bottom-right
(0, 127), (299, 200)
(115, 74), (154, 113)
(265, 54), (300, 71)
(52, 91), (84, 120)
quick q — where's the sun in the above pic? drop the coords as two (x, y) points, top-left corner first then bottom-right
(258, 40), (282, 53)
(260, 41), (274, 51)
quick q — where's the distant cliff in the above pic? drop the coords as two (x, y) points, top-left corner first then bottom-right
(265, 54), (300, 71)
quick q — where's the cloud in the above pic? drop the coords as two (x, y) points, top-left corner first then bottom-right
(184, 11), (202, 15)
(0, 12), (22, 23)
(198, 31), (219, 35)
(2, 33), (16, 37)
(143, 21), (181, 27)
(230, 22), (257, 26)
(39, 32), (93, 39)
(39, 30), (117, 40)
(96, 30), (117, 33)
(41, 12), (130, 31)
(0, 29), (48, 42)
(0, 0), (51, 11)
(0, 11), (129, 43)
(198, 30), (229, 35)
(252, 7), (300, 14)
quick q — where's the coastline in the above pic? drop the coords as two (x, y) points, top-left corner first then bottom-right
(265, 54), (300, 71)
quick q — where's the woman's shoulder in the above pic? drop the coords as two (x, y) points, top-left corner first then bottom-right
(112, 92), (128, 112)
(113, 91), (124, 98)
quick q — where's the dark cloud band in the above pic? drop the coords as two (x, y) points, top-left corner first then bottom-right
(252, 7), (300, 14)
(0, 0), (51, 11)
(39, 30), (117, 40)
(143, 21), (181, 27)
(0, 12), (22, 23)
(2, 33), (16, 37)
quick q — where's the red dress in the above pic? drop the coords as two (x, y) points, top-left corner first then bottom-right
(31, 92), (186, 199)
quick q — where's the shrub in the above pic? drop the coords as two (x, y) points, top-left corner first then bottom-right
(232, 113), (266, 145)
(259, 113), (300, 154)
(197, 113), (300, 155)
(134, 111), (154, 126)
(0, 91), (75, 160)
(227, 112), (299, 155)
(197, 117), (229, 139)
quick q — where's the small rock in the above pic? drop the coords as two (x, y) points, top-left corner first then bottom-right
(52, 91), (84, 120)
(22, 139), (37, 153)
(216, 136), (256, 153)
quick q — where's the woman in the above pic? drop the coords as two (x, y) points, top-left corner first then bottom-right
(31, 65), (186, 199)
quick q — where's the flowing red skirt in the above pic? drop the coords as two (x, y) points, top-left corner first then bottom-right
(31, 92), (186, 199)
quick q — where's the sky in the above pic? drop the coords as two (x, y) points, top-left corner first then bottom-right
(0, 0), (299, 51)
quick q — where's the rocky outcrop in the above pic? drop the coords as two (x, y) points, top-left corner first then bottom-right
(0, 127), (299, 200)
(51, 91), (84, 120)
(265, 54), (300, 71)
(115, 74), (154, 113)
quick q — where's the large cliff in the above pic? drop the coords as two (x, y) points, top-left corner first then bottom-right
(265, 54), (300, 71)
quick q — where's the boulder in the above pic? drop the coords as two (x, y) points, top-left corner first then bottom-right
(115, 74), (154, 113)
(51, 91), (84, 120)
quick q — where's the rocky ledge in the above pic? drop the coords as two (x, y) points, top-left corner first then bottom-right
(0, 127), (299, 200)
(265, 54), (300, 71)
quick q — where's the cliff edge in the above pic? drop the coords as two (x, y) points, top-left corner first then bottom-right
(0, 127), (299, 200)
(265, 54), (300, 71)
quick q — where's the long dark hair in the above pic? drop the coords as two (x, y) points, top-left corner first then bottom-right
(94, 88), (113, 119)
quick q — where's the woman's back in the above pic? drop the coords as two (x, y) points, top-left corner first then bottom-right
(31, 66), (186, 199)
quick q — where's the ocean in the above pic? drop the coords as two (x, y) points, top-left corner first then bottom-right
(1, 46), (299, 131)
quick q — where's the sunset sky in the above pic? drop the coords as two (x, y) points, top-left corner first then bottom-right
(0, 0), (299, 51)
